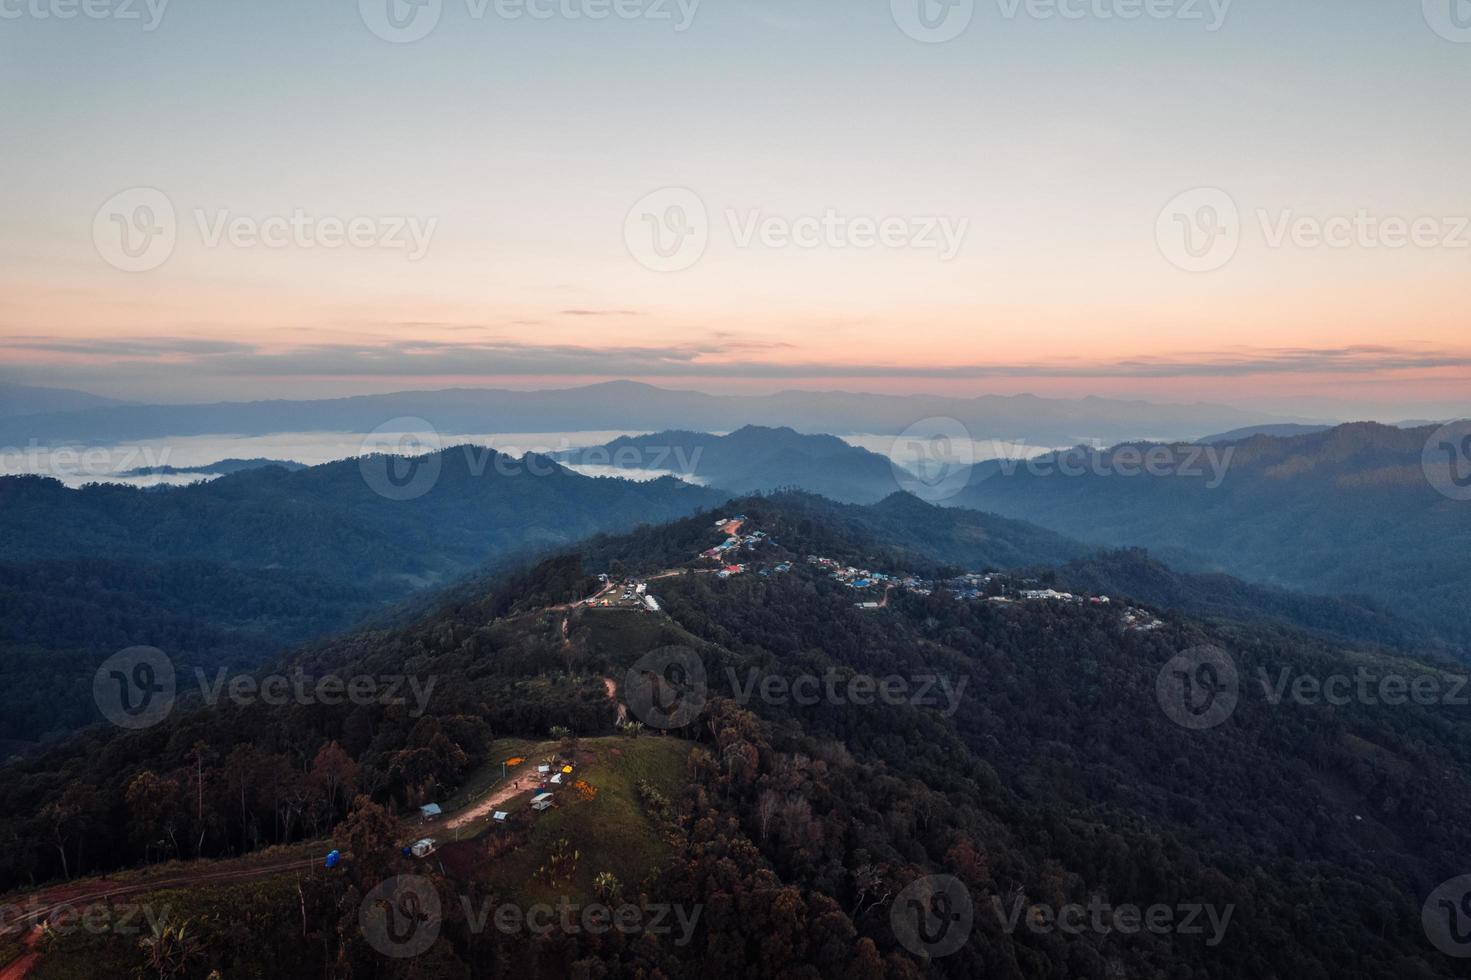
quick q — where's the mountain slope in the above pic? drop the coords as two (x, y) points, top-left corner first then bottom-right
(957, 422), (1471, 651)
(0, 381), (126, 417)
(0, 447), (726, 591)
(5, 499), (1469, 977)
(558, 425), (907, 503)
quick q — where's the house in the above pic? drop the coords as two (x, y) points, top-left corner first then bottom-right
(419, 803), (442, 821)
(531, 793), (555, 812)
(855, 602), (880, 609)
(550, 772), (564, 785)
(537, 764), (551, 774)
(410, 838), (437, 858)
(492, 811), (509, 823)
(643, 595), (661, 612)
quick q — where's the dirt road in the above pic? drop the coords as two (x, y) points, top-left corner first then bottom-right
(0, 857), (316, 978)
(444, 772), (542, 831)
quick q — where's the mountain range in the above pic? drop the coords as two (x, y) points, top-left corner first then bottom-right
(0, 380), (1308, 447)
(4, 492), (1470, 977)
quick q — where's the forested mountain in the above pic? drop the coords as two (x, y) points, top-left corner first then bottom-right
(0, 558), (380, 755)
(957, 422), (1471, 650)
(557, 425), (904, 502)
(4, 497), (1470, 977)
(0, 447), (725, 590)
(0, 450), (726, 749)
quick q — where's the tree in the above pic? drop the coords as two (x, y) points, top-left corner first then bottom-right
(125, 771), (183, 861)
(307, 741), (360, 822)
(340, 795), (399, 886)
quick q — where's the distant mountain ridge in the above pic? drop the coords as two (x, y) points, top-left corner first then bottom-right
(958, 421), (1471, 650)
(0, 381), (127, 417)
(117, 456), (307, 477)
(0, 446), (727, 592)
(0, 379), (1307, 447)
(557, 425), (905, 502)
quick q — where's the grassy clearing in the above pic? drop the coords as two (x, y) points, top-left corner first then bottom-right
(472, 734), (692, 904)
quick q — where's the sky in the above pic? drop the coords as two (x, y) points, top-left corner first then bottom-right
(1, 0), (1469, 417)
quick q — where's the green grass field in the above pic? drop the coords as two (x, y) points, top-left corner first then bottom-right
(470, 734), (692, 904)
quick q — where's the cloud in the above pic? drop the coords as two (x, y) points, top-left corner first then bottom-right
(0, 336), (255, 358)
(2, 337), (1467, 389)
